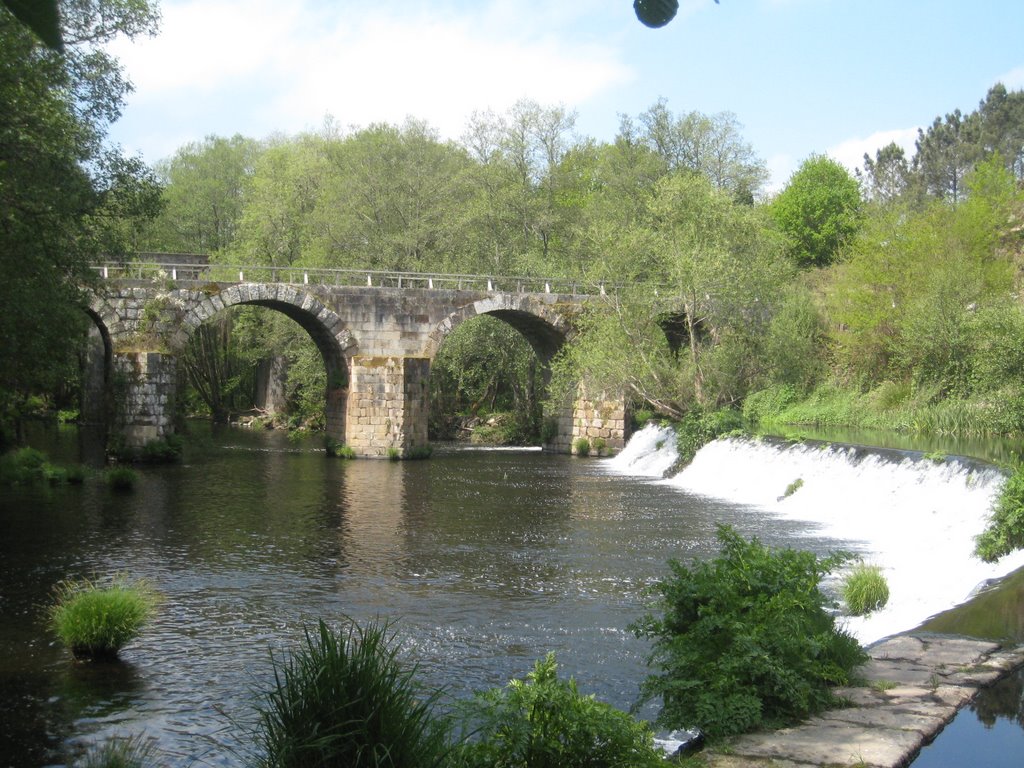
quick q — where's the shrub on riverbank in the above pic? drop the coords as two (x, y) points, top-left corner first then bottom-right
(104, 466), (138, 491)
(631, 525), (866, 739)
(254, 618), (452, 768)
(50, 577), (160, 661)
(675, 407), (743, 466)
(975, 463), (1024, 563)
(0, 446), (86, 486)
(456, 653), (665, 768)
(842, 563), (890, 615)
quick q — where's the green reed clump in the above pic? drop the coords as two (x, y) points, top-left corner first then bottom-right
(104, 466), (138, 491)
(76, 734), (156, 768)
(50, 577), (160, 661)
(254, 618), (452, 768)
(841, 563), (890, 616)
(573, 438), (591, 457)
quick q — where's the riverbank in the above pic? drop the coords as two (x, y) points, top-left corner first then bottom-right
(698, 633), (1024, 768)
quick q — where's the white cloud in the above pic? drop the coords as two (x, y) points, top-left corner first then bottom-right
(995, 66), (1024, 90)
(826, 127), (919, 176)
(107, 0), (633, 154)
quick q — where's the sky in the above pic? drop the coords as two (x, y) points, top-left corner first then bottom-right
(106, 0), (1024, 193)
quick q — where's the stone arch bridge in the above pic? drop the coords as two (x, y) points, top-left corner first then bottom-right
(84, 260), (631, 457)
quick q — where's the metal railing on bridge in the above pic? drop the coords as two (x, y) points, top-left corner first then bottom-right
(91, 260), (609, 297)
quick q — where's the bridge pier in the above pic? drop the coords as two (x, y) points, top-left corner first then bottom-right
(112, 351), (177, 452)
(345, 356), (430, 457)
(545, 387), (631, 455)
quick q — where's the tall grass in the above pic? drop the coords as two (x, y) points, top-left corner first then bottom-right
(841, 563), (890, 616)
(50, 577), (160, 660)
(254, 618), (452, 768)
(75, 734), (155, 768)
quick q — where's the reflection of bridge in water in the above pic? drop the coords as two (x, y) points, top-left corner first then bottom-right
(83, 258), (630, 457)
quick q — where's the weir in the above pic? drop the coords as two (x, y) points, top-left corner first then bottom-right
(607, 426), (1024, 645)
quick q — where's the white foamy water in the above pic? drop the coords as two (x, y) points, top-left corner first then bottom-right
(611, 431), (1024, 645)
(605, 423), (680, 477)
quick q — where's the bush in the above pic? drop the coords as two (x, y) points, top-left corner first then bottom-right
(407, 444), (433, 460)
(105, 467), (138, 491)
(254, 618), (452, 768)
(592, 437), (607, 456)
(457, 653), (665, 768)
(573, 438), (591, 457)
(0, 446), (49, 484)
(140, 434), (183, 463)
(841, 563), (890, 616)
(50, 577), (160, 661)
(976, 463), (1024, 563)
(75, 734), (155, 768)
(325, 437), (356, 459)
(631, 526), (866, 739)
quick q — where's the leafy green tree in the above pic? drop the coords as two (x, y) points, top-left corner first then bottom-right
(769, 155), (862, 268)
(634, 98), (768, 202)
(143, 133), (261, 254)
(0, 0), (160, 445)
(976, 83), (1024, 182)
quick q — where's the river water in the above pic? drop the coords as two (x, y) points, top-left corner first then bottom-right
(2, 424), (1023, 766)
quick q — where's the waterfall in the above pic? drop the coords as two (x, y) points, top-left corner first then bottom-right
(606, 423), (679, 478)
(608, 427), (1024, 645)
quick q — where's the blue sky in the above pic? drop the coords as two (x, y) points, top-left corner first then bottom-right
(106, 0), (1024, 192)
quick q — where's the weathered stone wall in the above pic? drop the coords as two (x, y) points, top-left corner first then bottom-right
(570, 394), (631, 454)
(345, 356), (430, 457)
(113, 351), (176, 449)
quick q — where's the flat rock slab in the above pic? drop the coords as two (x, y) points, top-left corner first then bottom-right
(697, 635), (1024, 768)
(728, 721), (923, 767)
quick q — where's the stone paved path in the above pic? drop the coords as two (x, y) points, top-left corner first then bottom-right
(698, 634), (1024, 768)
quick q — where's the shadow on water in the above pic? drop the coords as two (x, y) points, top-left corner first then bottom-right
(911, 568), (1024, 766)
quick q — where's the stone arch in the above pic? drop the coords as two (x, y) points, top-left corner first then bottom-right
(79, 304), (114, 429)
(175, 284), (357, 440)
(425, 294), (574, 363)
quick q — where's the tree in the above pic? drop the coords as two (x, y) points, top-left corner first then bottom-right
(858, 142), (909, 204)
(769, 155), (862, 268)
(635, 98), (768, 202)
(912, 109), (981, 203)
(142, 133), (260, 254)
(0, 0), (161, 445)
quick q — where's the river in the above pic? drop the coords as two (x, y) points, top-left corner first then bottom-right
(1, 423), (1023, 766)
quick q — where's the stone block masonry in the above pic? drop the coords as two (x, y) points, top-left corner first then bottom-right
(346, 356), (430, 457)
(113, 351), (176, 448)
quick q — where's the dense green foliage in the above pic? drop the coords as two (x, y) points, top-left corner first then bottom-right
(254, 618), (452, 768)
(975, 464), (1024, 563)
(456, 653), (665, 768)
(631, 526), (866, 738)
(50, 577), (159, 660)
(0, 0), (161, 447)
(769, 155), (862, 268)
(841, 564), (890, 616)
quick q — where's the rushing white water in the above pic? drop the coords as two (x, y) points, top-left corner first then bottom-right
(608, 426), (1024, 645)
(606, 423), (680, 477)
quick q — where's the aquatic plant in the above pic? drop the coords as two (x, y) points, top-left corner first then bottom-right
(324, 437), (355, 458)
(104, 466), (138, 491)
(407, 444), (433, 460)
(573, 437), (591, 457)
(0, 446), (48, 484)
(75, 734), (156, 768)
(782, 477), (804, 498)
(456, 653), (665, 768)
(254, 618), (452, 768)
(387, 446), (401, 461)
(975, 462), (1024, 563)
(842, 563), (890, 616)
(592, 437), (608, 456)
(631, 525), (866, 739)
(50, 577), (160, 661)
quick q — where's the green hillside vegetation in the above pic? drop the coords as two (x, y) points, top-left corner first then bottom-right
(4, 0), (1024, 452)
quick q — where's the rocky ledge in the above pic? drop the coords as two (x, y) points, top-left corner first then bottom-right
(699, 634), (1024, 768)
